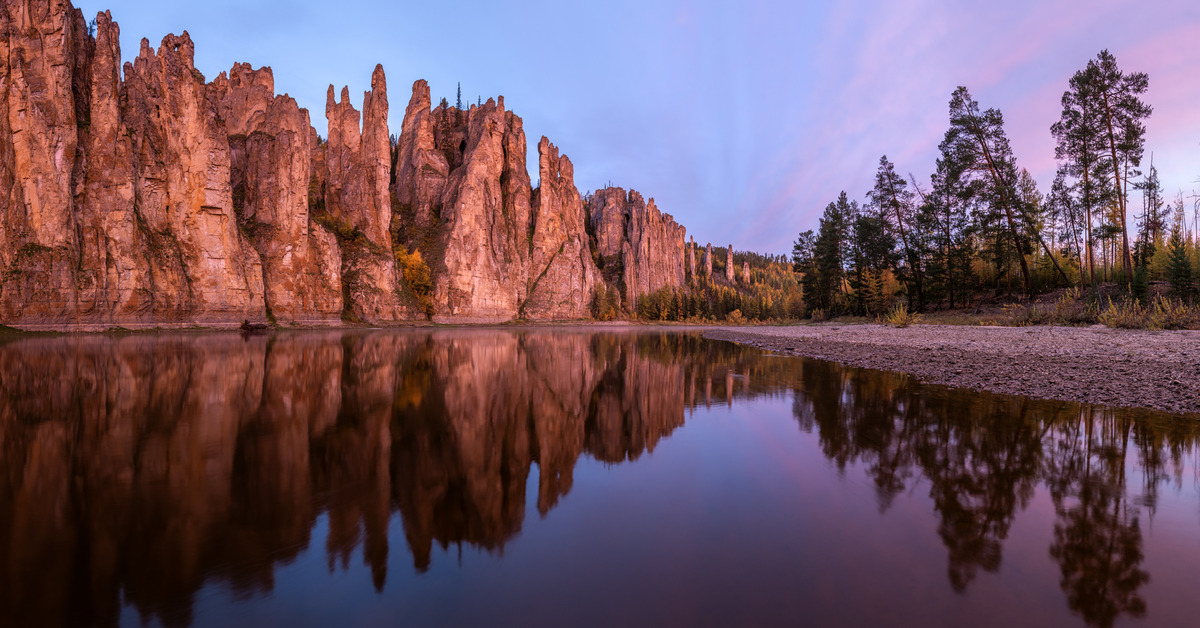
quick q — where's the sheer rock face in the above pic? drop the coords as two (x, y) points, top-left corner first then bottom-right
(525, 137), (600, 320)
(0, 0), (89, 323)
(1, 0), (702, 327)
(689, 236), (697, 282)
(122, 33), (265, 323)
(323, 66), (408, 323)
(588, 187), (627, 264)
(77, 11), (147, 320)
(587, 186), (685, 308)
(0, 0), (82, 252)
(418, 96), (532, 323)
(213, 63), (342, 323)
(392, 79), (447, 234)
(622, 194), (685, 305)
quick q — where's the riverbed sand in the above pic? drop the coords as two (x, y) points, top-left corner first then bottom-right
(706, 324), (1200, 417)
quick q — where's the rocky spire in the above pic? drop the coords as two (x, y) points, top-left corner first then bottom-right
(393, 79), (447, 232)
(725, 245), (736, 282)
(322, 66), (408, 322)
(122, 30), (266, 323)
(689, 236), (697, 282)
(525, 137), (600, 319)
(705, 243), (713, 276)
(213, 62), (342, 323)
(430, 96), (533, 322)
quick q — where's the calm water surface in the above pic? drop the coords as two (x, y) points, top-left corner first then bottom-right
(1, 329), (1198, 627)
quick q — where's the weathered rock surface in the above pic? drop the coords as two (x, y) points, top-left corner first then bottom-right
(705, 243), (713, 276)
(0, 0), (697, 327)
(1, 0), (91, 323)
(525, 137), (600, 319)
(725, 245), (736, 282)
(76, 11), (147, 320)
(419, 97), (533, 322)
(689, 236), (697, 282)
(123, 32), (266, 323)
(213, 63), (342, 324)
(586, 186), (685, 308)
(391, 79), (447, 235)
(322, 67), (409, 323)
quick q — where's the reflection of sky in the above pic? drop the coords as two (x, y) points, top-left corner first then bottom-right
(155, 393), (1200, 628)
(75, 0), (1200, 253)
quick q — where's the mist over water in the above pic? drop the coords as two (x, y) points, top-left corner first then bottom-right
(1, 329), (1197, 627)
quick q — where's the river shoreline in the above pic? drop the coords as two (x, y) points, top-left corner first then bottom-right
(706, 324), (1200, 417)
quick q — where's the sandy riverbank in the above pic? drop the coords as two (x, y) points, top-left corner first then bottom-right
(706, 324), (1200, 417)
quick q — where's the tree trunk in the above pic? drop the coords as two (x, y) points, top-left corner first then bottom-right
(1100, 92), (1134, 285)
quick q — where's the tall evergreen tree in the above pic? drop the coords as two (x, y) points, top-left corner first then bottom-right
(806, 193), (854, 312)
(867, 156), (924, 309)
(924, 146), (975, 309)
(944, 86), (1034, 295)
(1065, 51), (1152, 283)
(1052, 63), (1114, 285)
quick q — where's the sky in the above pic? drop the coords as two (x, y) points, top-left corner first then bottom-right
(74, 0), (1200, 255)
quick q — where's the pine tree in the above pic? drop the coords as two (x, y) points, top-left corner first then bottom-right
(1166, 227), (1195, 303)
(806, 194), (853, 313)
(1052, 62), (1115, 285)
(944, 87), (1034, 295)
(1058, 51), (1152, 284)
(867, 156), (923, 309)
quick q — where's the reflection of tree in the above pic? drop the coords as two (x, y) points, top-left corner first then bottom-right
(0, 331), (1197, 628)
(1045, 410), (1148, 627)
(915, 399), (1042, 591)
(788, 361), (1196, 623)
(1050, 482), (1147, 627)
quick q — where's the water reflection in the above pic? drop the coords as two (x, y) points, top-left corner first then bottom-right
(0, 330), (1196, 627)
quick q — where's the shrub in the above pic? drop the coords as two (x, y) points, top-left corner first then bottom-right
(1097, 298), (1144, 329)
(884, 302), (920, 328)
(395, 247), (433, 315)
(1148, 297), (1200, 330)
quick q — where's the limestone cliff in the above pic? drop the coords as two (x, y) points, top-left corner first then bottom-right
(525, 137), (599, 319)
(0, 0), (695, 327)
(407, 95), (533, 323)
(212, 63), (342, 324)
(322, 67), (409, 323)
(586, 186), (687, 310)
(122, 33), (265, 322)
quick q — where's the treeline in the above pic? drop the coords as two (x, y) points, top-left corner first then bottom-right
(626, 251), (805, 322)
(793, 50), (1200, 317)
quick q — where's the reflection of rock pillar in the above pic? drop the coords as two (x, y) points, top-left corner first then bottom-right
(742, 371), (750, 394)
(705, 376), (712, 408)
(726, 245), (736, 282)
(726, 370), (734, 407)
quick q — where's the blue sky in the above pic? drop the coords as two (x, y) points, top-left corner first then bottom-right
(76, 0), (1200, 255)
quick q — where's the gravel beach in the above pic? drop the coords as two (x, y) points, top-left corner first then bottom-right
(706, 324), (1200, 417)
